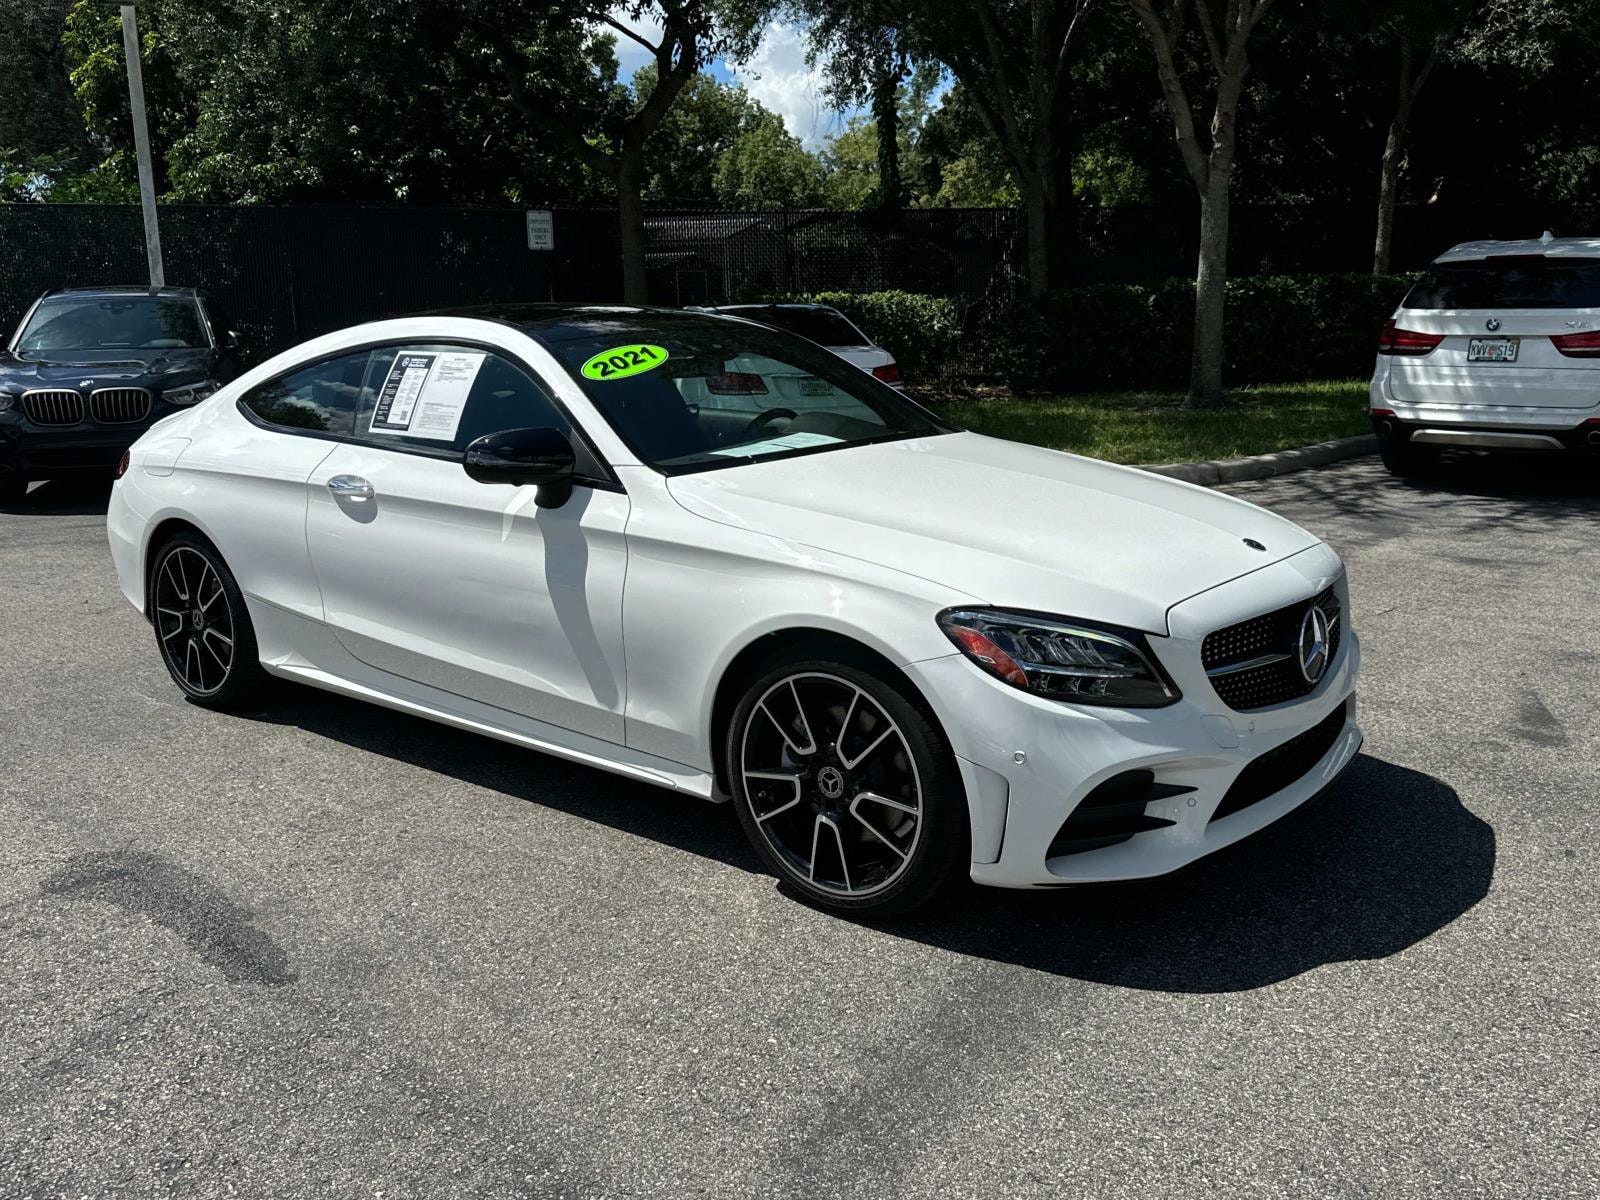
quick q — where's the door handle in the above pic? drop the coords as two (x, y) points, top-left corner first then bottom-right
(327, 474), (374, 501)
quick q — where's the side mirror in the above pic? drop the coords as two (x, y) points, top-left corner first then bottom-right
(463, 427), (576, 507)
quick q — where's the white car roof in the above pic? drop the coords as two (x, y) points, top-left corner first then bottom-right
(1434, 235), (1600, 263)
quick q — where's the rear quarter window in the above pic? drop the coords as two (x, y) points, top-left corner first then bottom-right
(1404, 257), (1600, 309)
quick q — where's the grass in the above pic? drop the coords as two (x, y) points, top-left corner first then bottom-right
(929, 380), (1370, 466)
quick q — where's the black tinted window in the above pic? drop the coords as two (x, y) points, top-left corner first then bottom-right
(542, 318), (944, 474)
(18, 297), (208, 352)
(240, 349), (371, 436)
(721, 306), (869, 346)
(1404, 257), (1600, 309)
(353, 346), (602, 474)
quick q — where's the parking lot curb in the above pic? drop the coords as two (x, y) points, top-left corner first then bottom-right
(1139, 433), (1378, 485)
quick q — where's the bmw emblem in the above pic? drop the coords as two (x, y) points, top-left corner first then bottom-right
(1485, 318), (1501, 332)
(1297, 605), (1332, 684)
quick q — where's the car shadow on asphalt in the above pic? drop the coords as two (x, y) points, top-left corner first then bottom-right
(0, 478), (113, 516)
(239, 688), (1492, 994)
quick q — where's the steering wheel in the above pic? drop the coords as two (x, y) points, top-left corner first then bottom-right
(741, 407), (798, 436)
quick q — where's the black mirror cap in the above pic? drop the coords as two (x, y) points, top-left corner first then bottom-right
(463, 427), (577, 505)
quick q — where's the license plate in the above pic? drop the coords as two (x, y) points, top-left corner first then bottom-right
(799, 377), (833, 396)
(1467, 337), (1519, 363)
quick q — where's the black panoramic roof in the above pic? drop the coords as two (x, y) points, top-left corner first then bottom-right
(44, 285), (200, 300)
(431, 303), (752, 345)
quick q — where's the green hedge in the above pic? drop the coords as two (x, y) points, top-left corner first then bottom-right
(773, 290), (962, 380)
(976, 273), (1415, 391)
(773, 276), (1414, 391)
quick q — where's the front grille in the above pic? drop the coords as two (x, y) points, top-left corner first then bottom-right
(1210, 700), (1350, 823)
(21, 389), (86, 426)
(1202, 586), (1342, 711)
(90, 387), (152, 423)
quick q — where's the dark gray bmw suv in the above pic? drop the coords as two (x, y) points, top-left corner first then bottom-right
(0, 286), (244, 503)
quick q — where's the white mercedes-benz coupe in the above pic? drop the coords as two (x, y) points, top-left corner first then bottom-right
(108, 305), (1361, 916)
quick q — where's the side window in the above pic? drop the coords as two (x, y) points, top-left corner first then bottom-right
(355, 346), (606, 479)
(239, 349), (371, 437)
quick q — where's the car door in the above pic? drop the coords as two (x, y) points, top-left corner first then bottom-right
(304, 343), (630, 743)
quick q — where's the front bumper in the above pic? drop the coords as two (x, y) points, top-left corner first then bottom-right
(0, 407), (184, 480)
(905, 544), (1362, 889)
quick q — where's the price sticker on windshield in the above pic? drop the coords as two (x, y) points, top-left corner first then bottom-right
(581, 344), (669, 381)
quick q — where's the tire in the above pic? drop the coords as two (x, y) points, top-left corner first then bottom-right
(1379, 439), (1439, 478)
(725, 644), (970, 918)
(0, 477), (27, 505)
(149, 533), (272, 709)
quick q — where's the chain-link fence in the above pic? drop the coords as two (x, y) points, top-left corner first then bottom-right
(1, 201), (1594, 360)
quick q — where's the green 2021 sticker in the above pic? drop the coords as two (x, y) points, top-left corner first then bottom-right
(581, 343), (669, 381)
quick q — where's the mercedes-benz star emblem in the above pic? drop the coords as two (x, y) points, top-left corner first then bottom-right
(1486, 318), (1501, 332)
(816, 766), (845, 800)
(1297, 605), (1331, 684)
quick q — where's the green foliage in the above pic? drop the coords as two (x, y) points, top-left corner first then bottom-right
(776, 290), (961, 378)
(976, 274), (1415, 391)
(713, 110), (826, 207)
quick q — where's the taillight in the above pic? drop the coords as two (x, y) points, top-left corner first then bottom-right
(1551, 330), (1600, 357)
(1377, 319), (1444, 356)
(114, 450), (131, 480)
(705, 372), (768, 395)
(871, 362), (901, 384)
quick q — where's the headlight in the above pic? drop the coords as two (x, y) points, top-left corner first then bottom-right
(938, 608), (1179, 708)
(164, 381), (220, 406)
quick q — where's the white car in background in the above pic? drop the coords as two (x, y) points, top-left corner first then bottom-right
(696, 303), (903, 387)
(1370, 233), (1600, 475)
(108, 305), (1360, 918)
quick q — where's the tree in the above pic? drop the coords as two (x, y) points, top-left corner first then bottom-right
(454, 0), (765, 302)
(903, 0), (1096, 297)
(1367, 0), (1591, 272)
(1127, 0), (1275, 407)
(0, 0), (93, 189)
(786, 0), (911, 211)
(715, 108), (827, 205)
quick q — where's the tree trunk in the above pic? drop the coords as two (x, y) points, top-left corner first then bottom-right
(1189, 162), (1232, 408)
(1373, 42), (1432, 275)
(617, 156), (647, 305)
(1023, 177), (1051, 299)
(871, 57), (903, 213)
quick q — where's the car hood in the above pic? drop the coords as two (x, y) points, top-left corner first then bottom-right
(665, 432), (1322, 634)
(0, 346), (212, 388)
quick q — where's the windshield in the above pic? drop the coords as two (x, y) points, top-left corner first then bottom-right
(719, 306), (870, 347)
(1404, 257), (1600, 309)
(17, 297), (209, 354)
(542, 316), (946, 473)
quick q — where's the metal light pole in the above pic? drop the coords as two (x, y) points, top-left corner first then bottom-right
(118, 2), (165, 291)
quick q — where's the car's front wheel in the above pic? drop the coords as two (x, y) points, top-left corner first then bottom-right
(726, 647), (969, 917)
(149, 534), (271, 709)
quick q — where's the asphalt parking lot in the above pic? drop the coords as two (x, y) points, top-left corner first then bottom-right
(2, 453), (1597, 1199)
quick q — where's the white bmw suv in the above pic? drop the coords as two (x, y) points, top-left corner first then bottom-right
(1370, 233), (1600, 475)
(108, 305), (1360, 917)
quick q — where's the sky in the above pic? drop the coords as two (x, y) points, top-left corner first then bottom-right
(604, 12), (856, 151)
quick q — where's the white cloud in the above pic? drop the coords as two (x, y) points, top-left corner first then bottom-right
(730, 21), (843, 151)
(602, 12), (849, 150)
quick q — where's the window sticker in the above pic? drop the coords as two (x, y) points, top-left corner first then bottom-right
(710, 431), (843, 458)
(369, 350), (486, 441)
(580, 343), (669, 381)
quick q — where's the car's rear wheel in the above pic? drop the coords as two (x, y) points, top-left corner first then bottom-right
(726, 647), (969, 917)
(1379, 438), (1439, 478)
(150, 534), (271, 709)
